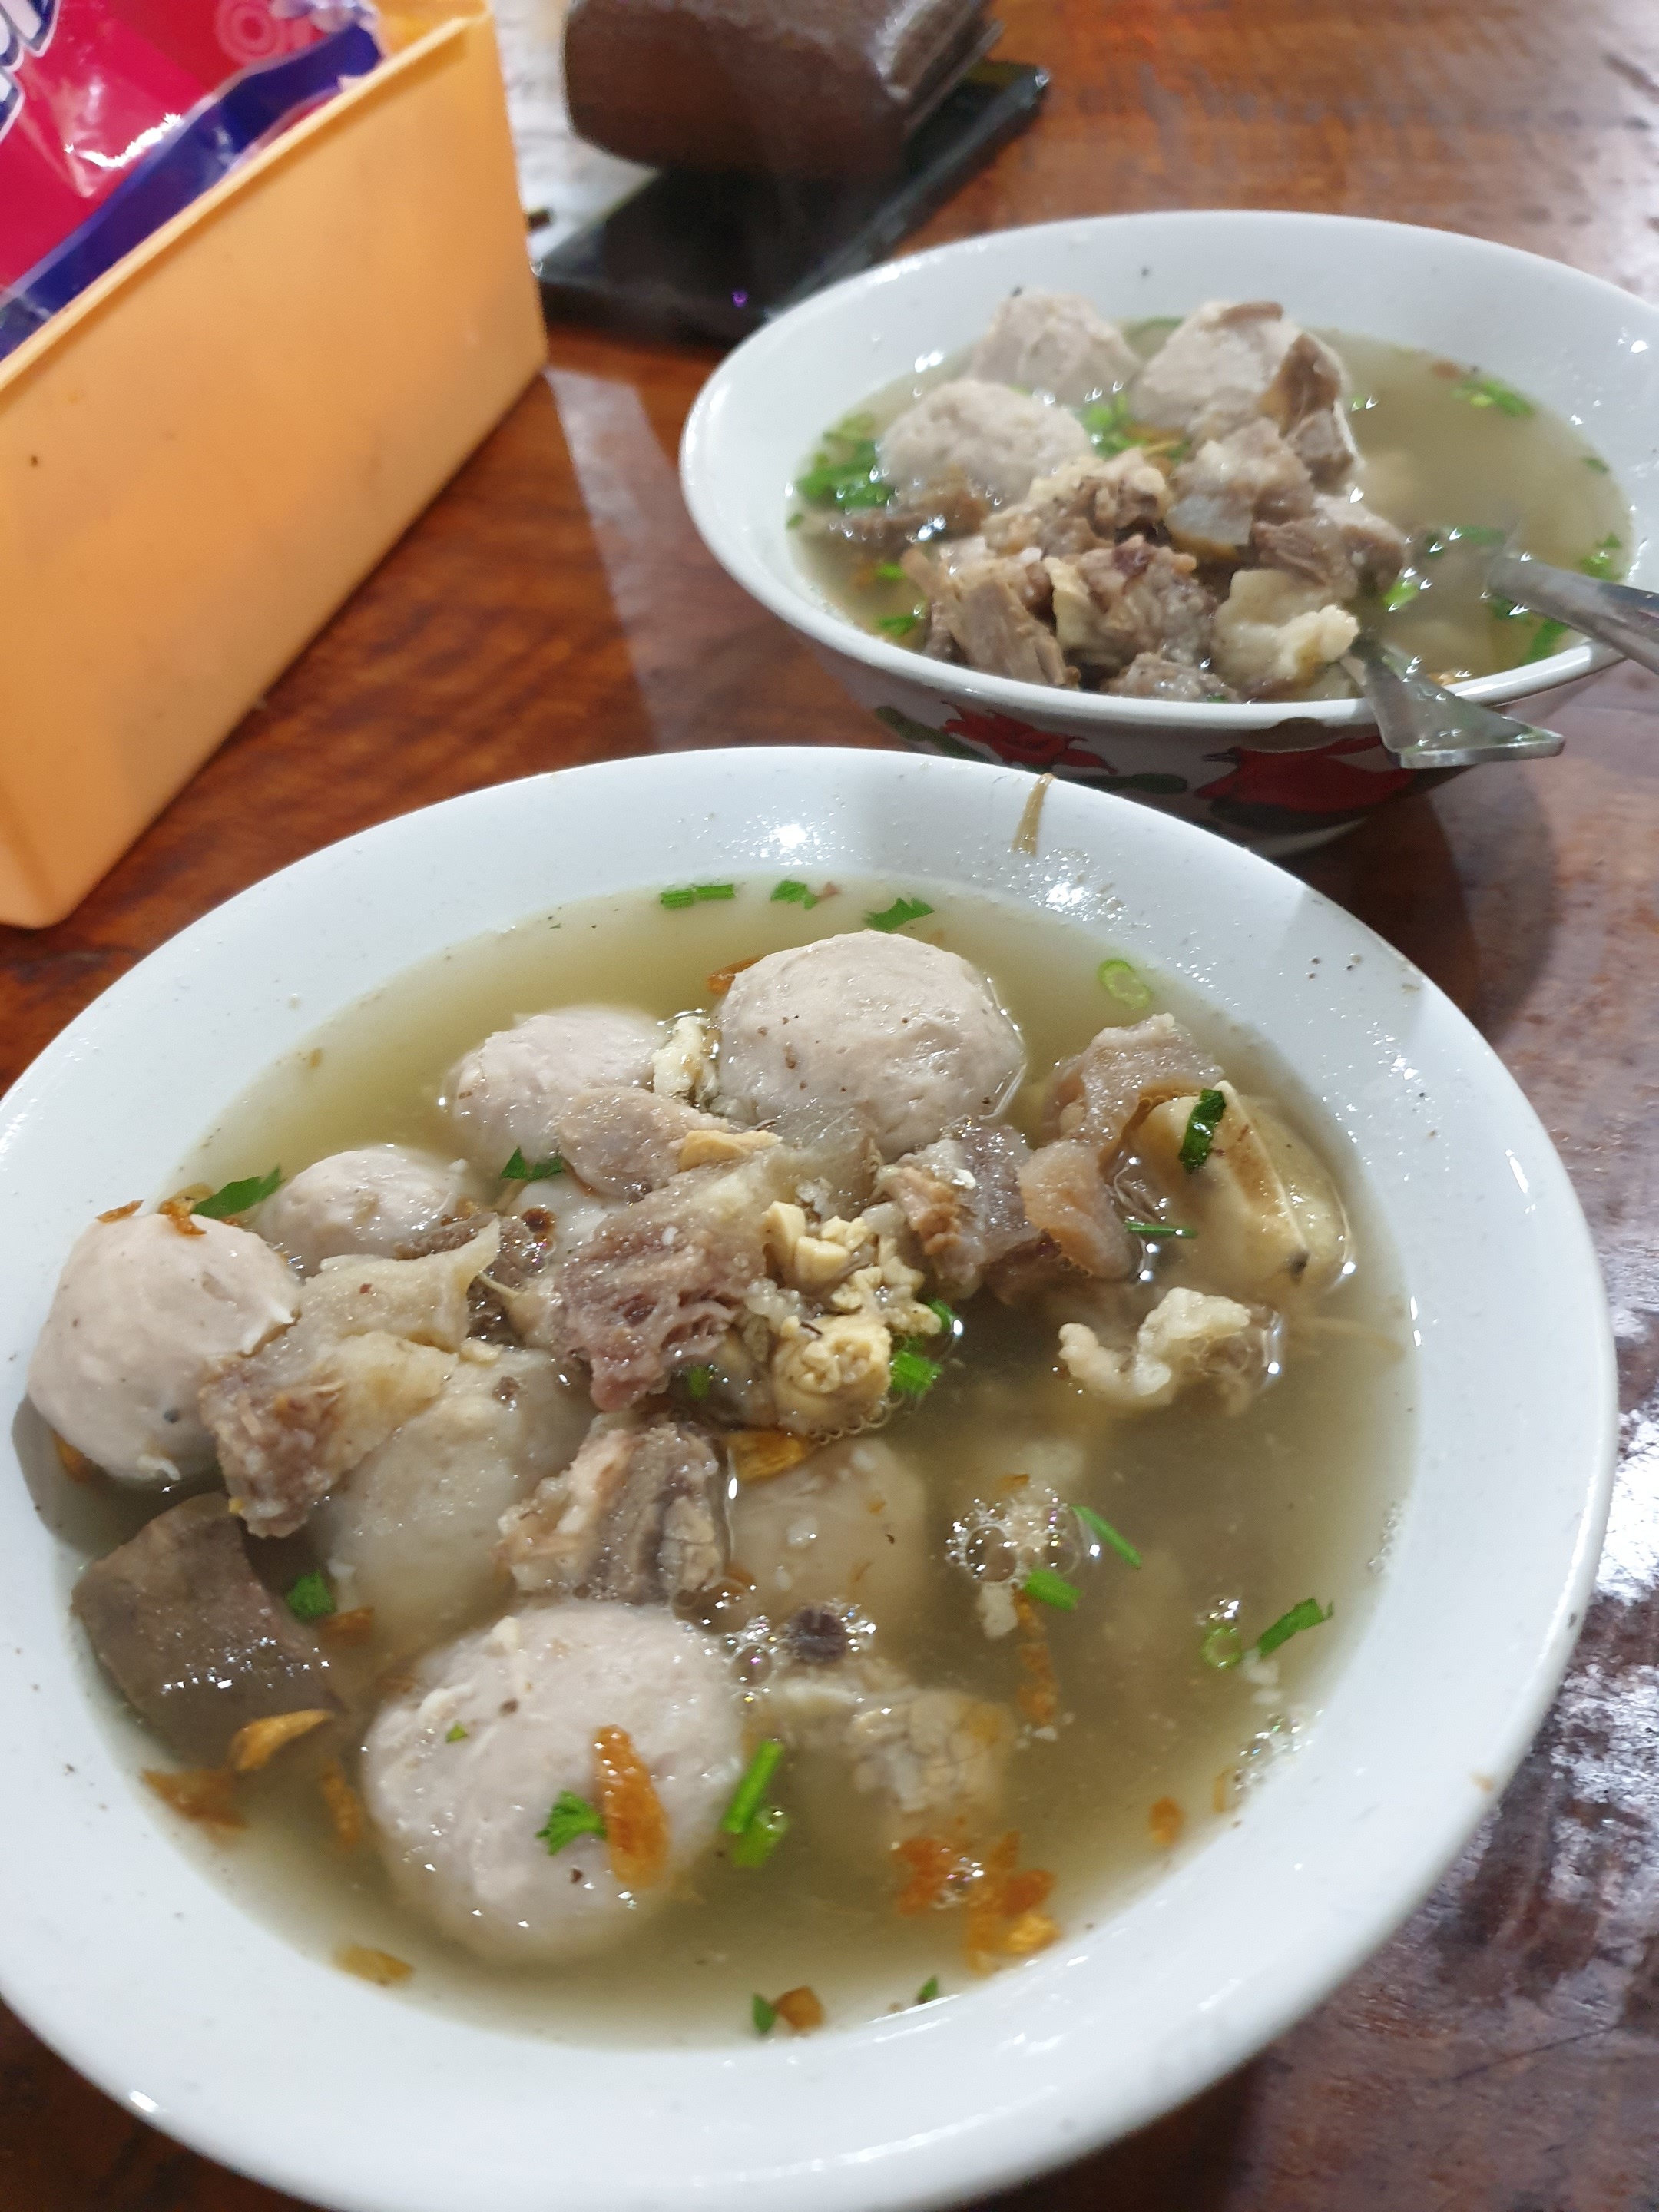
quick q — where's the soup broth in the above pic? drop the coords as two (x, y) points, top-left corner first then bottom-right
(57, 882), (1412, 2044)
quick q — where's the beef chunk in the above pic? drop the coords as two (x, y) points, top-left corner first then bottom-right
(929, 557), (1075, 688)
(496, 1417), (725, 1604)
(1165, 419), (1314, 564)
(73, 1494), (339, 1762)
(1048, 538), (1214, 674)
(877, 1120), (1045, 1300)
(982, 451), (1170, 561)
(801, 476), (988, 560)
(1108, 653), (1237, 702)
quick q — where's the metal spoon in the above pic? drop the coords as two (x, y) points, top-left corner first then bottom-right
(1345, 633), (1565, 770)
(1487, 549), (1659, 678)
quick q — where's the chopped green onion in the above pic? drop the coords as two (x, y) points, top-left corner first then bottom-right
(445, 1723), (469, 1743)
(916, 1975), (941, 2004)
(1583, 455), (1610, 474)
(1580, 533), (1622, 581)
(876, 612), (923, 637)
(1381, 575), (1421, 611)
(873, 561), (907, 581)
(1122, 1219), (1197, 1240)
(1081, 394), (1135, 455)
(501, 1147), (565, 1183)
(536, 1790), (606, 1856)
(1454, 374), (1533, 419)
(925, 1297), (959, 1334)
(1455, 524), (1506, 546)
(731, 1805), (790, 1869)
(786, 511), (804, 529)
(1179, 1089), (1227, 1174)
(836, 412), (876, 435)
(1348, 392), (1373, 413)
(1200, 1623), (1242, 1670)
(194, 1167), (282, 1220)
(660, 886), (697, 909)
(1523, 618), (1570, 664)
(1073, 1503), (1142, 1568)
(771, 879), (819, 908)
(889, 1341), (942, 1398)
(286, 1571), (334, 1622)
(1253, 1597), (1333, 1658)
(684, 1364), (714, 1401)
(796, 432), (895, 512)
(1022, 1566), (1080, 1612)
(1097, 957), (1152, 1010)
(722, 1740), (785, 1836)
(865, 895), (934, 932)
(752, 1993), (777, 2035)
(694, 882), (736, 901)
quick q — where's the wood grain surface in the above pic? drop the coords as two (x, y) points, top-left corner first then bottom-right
(3, 0), (1658, 2204)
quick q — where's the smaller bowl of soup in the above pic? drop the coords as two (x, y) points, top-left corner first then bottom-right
(681, 210), (1658, 854)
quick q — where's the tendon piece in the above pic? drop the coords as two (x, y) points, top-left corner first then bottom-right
(362, 1604), (742, 1963)
(878, 379), (1094, 506)
(982, 451), (1171, 561)
(72, 1494), (340, 1763)
(730, 1437), (926, 1634)
(496, 1416), (726, 1604)
(1058, 1287), (1275, 1413)
(1047, 539), (1214, 675)
(1016, 1140), (1137, 1280)
(445, 1005), (660, 1175)
(932, 558), (1076, 688)
(28, 1210), (299, 1484)
(593, 1724), (670, 1889)
(876, 1120), (1044, 1301)
(651, 1011), (717, 1105)
(1212, 568), (1359, 695)
(1164, 419), (1314, 565)
(1128, 298), (1300, 441)
(969, 289), (1141, 403)
(556, 1085), (729, 1200)
(1045, 1014), (1224, 1157)
(1108, 654), (1237, 703)
(255, 1146), (475, 1273)
(1135, 1081), (1342, 1297)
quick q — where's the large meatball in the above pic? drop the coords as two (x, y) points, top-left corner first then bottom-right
(717, 931), (1023, 1160)
(969, 290), (1140, 405)
(28, 1210), (298, 1482)
(728, 1437), (927, 1637)
(879, 379), (1093, 506)
(255, 1145), (475, 1273)
(363, 1604), (742, 1962)
(444, 1005), (659, 1177)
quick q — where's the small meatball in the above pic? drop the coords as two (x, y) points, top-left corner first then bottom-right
(1045, 1013), (1224, 1156)
(496, 1414), (726, 1604)
(1048, 539), (1214, 675)
(1059, 1287), (1277, 1413)
(1108, 654), (1237, 703)
(982, 451), (1171, 560)
(1212, 569), (1358, 696)
(363, 1604), (742, 1963)
(728, 1435), (926, 1634)
(1165, 419), (1314, 565)
(1017, 1139), (1137, 1279)
(445, 1006), (659, 1175)
(312, 1349), (589, 1648)
(879, 379), (1093, 507)
(718, 931), (1024, 1161)
(256, 1146), (475, 1273)
(1129, 300), (1301, 441)
(969, 289), (1141, 403)
(28, 1211), (298, 1484)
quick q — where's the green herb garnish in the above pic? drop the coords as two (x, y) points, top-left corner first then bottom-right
(660, 886), (697, 909)
(1455, 524), (1506, 546)
(445, 1723), (469, 1743)
(1178, 1089), (1227, 1173)
(1381, 575), (1421, 612)
(925, 1297), (959, 1334)
(194, 1167), (282, 1220)
(1253, 1596), (1333, 1657)
(865, 895), (934, 932)
(1022, 1566), (1080, 1612)
(889, 1341), (942, 1399)
(286, 1571), (334, 1622)
(1097, 958), (1152, 1010)
(1583, 455), (1610, 473)
(661, 882), (734, 908)
(873, 561), (907, 581)
(1454, 374), (1533, 419)
(684, 1364), (713, 1401)
(752, 1993), (777, 2035)
(1073, 1504), (1142, 1568)
(876, 612), (923, 638)
(731, 1805), (790, 1869)
(1523, 618), (1570, 664)
(916, 1975), (941, 2004)
(723, 1740), (785, 1836)
(771, 879), (819, 908)
(786, 511), (804, 529)
(1580, 533), (1622, 581)
(501, 1147), (565, 1183)
(536, 1790), (606, 1856)
(1201, 1623), (1243, 1670)
(1081, 392), (1136, 455)
(1348, 392), (1373, 413)
(796, 431), (896, 512)
(1122, 1218), (1197, 1240)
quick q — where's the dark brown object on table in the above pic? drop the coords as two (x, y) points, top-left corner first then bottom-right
(71, 1495), (339, 1764)
(565, 0), (994, 177)
(3, 0), (1658, 2204)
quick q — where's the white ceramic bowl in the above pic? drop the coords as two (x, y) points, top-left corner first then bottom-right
(0, 749), (1614, 2211)
(682, 211), (1659, 853)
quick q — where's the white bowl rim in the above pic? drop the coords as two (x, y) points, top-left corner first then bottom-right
(0, 747), (1617, 2212)
(681, 207), (1656, 733)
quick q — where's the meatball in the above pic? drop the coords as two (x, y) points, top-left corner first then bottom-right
(444, 1005), (659, 1176)
(878, 380), (1093, 507)
(969, 290), (1140, 404)
(28, 1210), (298, 1482)
(363, 1604), (741, 1963)
(255, 1145), (475, 1273)
(728, 1437), (927, 1637)
(717, 931), (1023, 1161)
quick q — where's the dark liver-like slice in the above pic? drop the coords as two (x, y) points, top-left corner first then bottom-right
(72, 1494), (340, 1763)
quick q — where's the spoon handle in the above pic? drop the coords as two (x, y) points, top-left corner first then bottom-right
(1488, 552), (1659, 678)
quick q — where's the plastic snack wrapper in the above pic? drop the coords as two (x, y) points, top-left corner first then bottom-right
(0, 0), (382, 359)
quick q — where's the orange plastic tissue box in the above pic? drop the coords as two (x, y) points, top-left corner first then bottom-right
(0, 2), (546, 928)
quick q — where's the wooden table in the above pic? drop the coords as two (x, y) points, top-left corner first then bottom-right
(4, 0), (1658, 2203)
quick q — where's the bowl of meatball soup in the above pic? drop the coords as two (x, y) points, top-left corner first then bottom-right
(0, 749), (1614, 2212)
(681, 210), (1659, 854)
